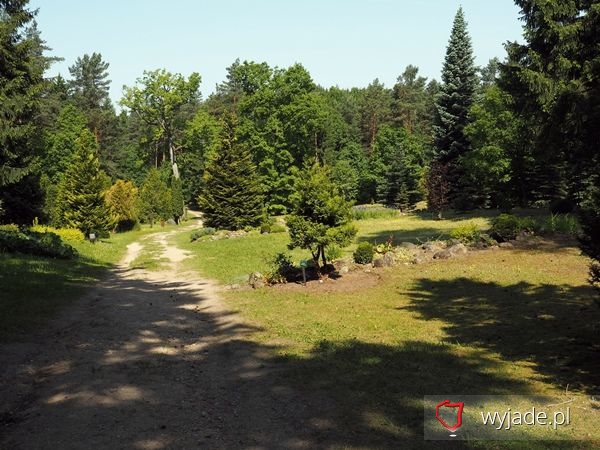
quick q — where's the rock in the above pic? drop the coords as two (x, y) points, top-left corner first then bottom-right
(433, 249), (452, 260)
(448, 243), (468, 255)
(433, 244), (467, 260)
(338, 266), (349, 275)
(374, 252), (396, 268)
(516, 231), (533, 241)
(382, 251), (396, 266)
(399, 242), (417, 250)
(499, 242), (514, 248)
(413, 253), (432, 265)
(248, 272), (265, 289)
(422, 241), (446, 253)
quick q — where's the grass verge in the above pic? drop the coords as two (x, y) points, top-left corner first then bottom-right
(0, 225), (165, 341)
(179, 210), (600, 445)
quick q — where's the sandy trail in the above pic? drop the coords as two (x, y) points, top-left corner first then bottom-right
(0, 223), (333, 450)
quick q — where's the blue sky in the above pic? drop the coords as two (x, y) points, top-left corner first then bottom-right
(30, 0), (524, 102)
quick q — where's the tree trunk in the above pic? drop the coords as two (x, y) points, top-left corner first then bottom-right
(320, 245), (327, 267)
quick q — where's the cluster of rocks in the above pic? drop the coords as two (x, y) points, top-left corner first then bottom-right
(209, 230), (248, 241)
(370, 241), (468, 267)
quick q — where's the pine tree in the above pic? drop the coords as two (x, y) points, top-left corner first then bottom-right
(198, 114), (264, 230)
(54, 130), (111, 236)
(433, 7), (478, 209)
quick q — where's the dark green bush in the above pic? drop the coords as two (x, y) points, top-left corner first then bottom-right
(114, 219), (140, 232)
(490, 214), (536, 242)
(190, 227), (216, 242)
(265, 252), (295, 284)
(354, 242), (374, 264)
(0, 230), (77, 259)
(549, 198), (575, 215)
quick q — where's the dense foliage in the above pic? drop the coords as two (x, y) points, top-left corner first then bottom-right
(1, 0), (599, 289)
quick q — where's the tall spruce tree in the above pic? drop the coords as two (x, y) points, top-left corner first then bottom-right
(54, 129), (111, 236)
(432, 7), (478, 210)
(0, 0), (48, 222)
(198, 114), (264, 230)
(502, 1), (600, 290)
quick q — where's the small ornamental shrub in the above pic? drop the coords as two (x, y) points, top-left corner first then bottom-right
(265, 252), (295, 284)
(490, 214), (536, 242)
(0, 230), (77, 259)
(450, 222), (481, 244)
(190, 227), (216, 242)
(354, 241), (374, 264)
(30, 225), (85, 243)
(0, 224), (19, 232)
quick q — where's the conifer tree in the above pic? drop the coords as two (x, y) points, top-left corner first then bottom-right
(139, 168), (171, 227)
(105, 179), (139, 231)
(198, 114), (264, 230)
(0, 0), (43, 186)
(0, 0), (49, 223)
(54, 130), (111, 236)
(433, 7), (478, 209)
(287, 162), (357, 272)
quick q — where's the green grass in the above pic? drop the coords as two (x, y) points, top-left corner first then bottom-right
(175, 230), (313, 285)
(352, 205), (400, 220)
(0, 225), (165, 340)
(178, 210), (600, 445)
(177, 213), (493, 284)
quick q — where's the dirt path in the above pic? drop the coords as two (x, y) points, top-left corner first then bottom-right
(0, 225), (334, 449)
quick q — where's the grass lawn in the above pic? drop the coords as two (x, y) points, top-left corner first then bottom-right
(178, 210), (600, 446)
(175, 212), (493, 285)
(0, 225), (167, 340)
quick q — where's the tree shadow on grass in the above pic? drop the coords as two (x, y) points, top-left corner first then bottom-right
(402, 278), (600, 394)
(275, 339), (546, 449)
(0, 254), (107, 339)
(2, 259), (597, 449)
